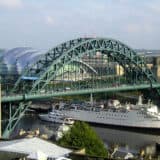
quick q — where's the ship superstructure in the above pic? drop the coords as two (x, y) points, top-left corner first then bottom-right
(61, 96), (160, 129)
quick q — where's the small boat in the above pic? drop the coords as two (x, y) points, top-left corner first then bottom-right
(39, 110), (74, 125)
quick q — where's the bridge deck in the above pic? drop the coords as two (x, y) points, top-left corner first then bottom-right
(2, 83), (160, 103)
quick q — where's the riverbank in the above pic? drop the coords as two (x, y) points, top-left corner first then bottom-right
(11, 113), (160, 158)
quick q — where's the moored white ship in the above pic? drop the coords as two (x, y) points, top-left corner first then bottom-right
(39, 110), (74, 125)
(61, 96), (160, 129)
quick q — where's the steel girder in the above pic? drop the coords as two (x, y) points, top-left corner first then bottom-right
(13, 37), (158, 94)
(49, 60), (97, 77)
(12, 38), (91, 93)
(72, 60), (97, 74)
(35, 38), (157, 92)
(2, 101), (32, 138)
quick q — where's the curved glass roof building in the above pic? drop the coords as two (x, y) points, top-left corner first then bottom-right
(0, 47), (45, 76)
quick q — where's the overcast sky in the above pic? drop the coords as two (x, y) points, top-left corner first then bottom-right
(0, 0), (160, 50)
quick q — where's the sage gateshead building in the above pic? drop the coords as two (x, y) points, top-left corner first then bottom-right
(0, 47), (45, 86)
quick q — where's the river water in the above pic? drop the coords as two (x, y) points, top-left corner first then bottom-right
(13, 113), (160, 154)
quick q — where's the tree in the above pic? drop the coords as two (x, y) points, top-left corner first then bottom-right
(58, 121), (108, 157)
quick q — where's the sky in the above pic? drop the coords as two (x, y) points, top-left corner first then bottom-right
(0, 0), (160, 50)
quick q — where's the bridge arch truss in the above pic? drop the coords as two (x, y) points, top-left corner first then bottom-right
(12, 37), (159, 94)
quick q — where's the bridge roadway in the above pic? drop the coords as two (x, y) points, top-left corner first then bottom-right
(2, 83), (160, 103)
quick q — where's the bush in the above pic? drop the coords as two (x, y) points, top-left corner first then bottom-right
(58, 121), (108, 157)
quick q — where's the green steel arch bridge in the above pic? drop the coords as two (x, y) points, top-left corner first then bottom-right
(1, 37), (160, 138)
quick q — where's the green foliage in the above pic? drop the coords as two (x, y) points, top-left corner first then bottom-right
(58, 121), (108, 157)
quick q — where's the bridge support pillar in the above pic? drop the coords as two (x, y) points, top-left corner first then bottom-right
(2, 101), (32, 139)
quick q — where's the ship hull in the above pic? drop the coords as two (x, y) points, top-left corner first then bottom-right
(38, 114), (64, 124)
(88, 121), (160, 134)
(62, 109), (160, 129)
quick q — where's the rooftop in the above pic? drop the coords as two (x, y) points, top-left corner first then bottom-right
(0, 137), (72, 159)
